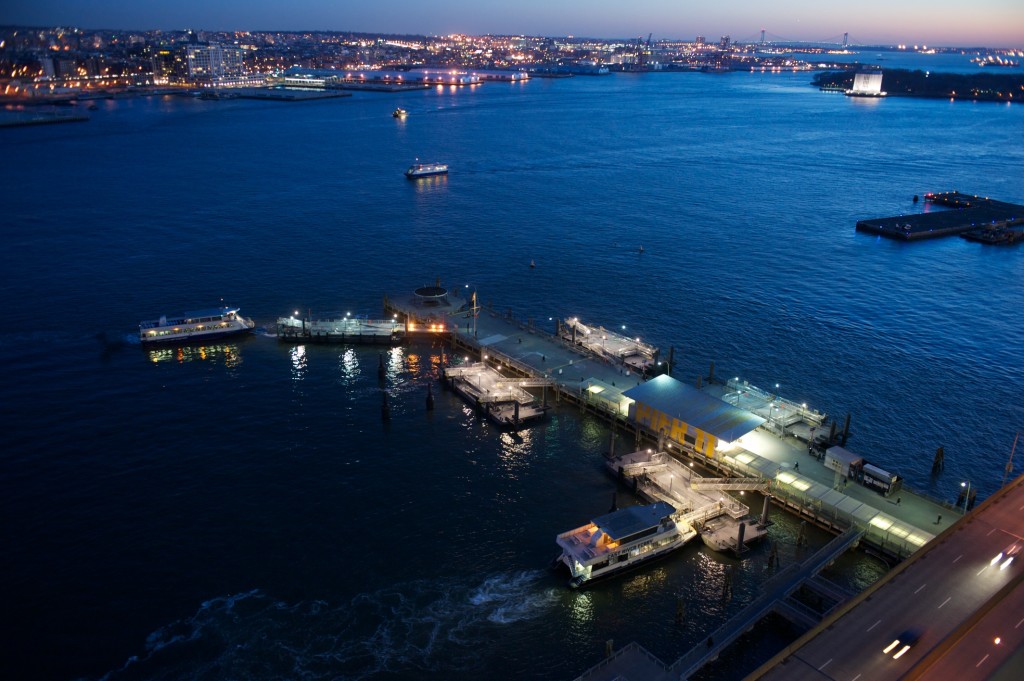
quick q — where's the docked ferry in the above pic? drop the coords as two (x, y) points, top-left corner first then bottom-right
(139, 306), (255, 345)
(555, 501), (697, 588)
(405, 162), (448, 179)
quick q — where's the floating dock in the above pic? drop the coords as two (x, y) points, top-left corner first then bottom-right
(442, 362), (551, 428)
(608, 449), (771, 556)
(855, 191), (1024, 241)
(276, 315), (402, 344)
(559, 317), (660, 376)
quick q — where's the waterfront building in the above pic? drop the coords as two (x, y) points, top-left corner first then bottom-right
(622, 374), (765, 458)
(185, 44), (244, 85)
(847, 70), (886, 96)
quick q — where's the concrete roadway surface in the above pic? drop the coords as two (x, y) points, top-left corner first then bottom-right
(752, 475), (1024, 681)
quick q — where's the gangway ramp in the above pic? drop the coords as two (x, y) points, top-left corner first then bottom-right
(670, 526), (865, 679)
(690, 477), (771, 493)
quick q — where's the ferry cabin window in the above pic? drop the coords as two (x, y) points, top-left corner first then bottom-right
(617, 526), (659, 545)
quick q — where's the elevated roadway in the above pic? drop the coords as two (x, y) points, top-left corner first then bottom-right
(750, 474), (1024, 681)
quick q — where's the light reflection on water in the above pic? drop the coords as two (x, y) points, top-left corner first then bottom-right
(145, 342), (243, 367)
(289, 344), (307, 380)
(498, 429), (534, 479)
(336, 346), (359, 386)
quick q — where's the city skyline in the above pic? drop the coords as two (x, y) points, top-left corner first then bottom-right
(3, 0), (1024, 47)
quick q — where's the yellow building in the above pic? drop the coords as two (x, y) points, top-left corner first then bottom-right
(623, 374), (765, 457)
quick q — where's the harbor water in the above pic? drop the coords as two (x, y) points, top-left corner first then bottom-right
(2, 59), (1022, 680)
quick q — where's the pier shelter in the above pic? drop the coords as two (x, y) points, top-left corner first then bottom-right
(623, 375), (765, 458)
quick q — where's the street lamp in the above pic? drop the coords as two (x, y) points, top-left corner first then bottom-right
(961, 480), (972, 513)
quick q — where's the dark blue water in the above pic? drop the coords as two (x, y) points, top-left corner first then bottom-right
(2, 70), (1022, 680)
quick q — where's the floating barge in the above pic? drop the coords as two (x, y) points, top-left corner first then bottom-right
(276, 314), (403, 344)
(443, 362), (550, 428)
(559, 317), (661, 376)
(856, 191), (1024, 241)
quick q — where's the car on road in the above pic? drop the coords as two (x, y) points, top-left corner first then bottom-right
(883, 629), (923, 659)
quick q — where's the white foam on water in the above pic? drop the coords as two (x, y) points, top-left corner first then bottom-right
(95, 571), (558, 680)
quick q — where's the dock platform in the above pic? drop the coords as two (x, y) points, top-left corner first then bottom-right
(276, 315), (402, 344)
(855, 191), (1024, 241)
(442, 362), (550, 428)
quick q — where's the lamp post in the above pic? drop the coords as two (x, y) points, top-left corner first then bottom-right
(961, 480), (972, 513)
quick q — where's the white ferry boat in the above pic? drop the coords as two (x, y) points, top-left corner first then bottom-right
(405, 162), (448, 179)
(139, 306), (255, 345)
(555, 501), (697, 588)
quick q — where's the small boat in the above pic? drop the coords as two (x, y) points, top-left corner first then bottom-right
(139, 306), (255, 345)
(392, 107), (408, 117)
(405, 162), (448, 179)
(555, 501), (697, 588)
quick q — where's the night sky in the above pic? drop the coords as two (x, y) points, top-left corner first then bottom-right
(2, 0), (1022, 46)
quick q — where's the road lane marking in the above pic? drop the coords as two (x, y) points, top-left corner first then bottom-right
(939, 596), (951, 608)
(818, 658), (832, 671)
(914, 584), (927, 594)
(976, 654), (990, 667)
(953, 554), (963, 564)
(987, 528), (997, 536)
(852, 675), (861, 681)
(1015, 616), (1024, 629)
(867, 619), (881, 632)
(977, 566), (988, 576)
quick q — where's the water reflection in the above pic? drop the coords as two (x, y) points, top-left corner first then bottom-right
(620, 566), (669, 597)
(290, 345), (307, 380)
(568, 590), (594, 625)
(412, 174), (448, 193)
(336, 347), (359, 386)
(146, 343), (243, 367)
(498, 428), (534, 479)
(385, 346), (405, 384)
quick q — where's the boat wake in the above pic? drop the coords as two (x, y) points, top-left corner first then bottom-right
(93, 571), (557, 680)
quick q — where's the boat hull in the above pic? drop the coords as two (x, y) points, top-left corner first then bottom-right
(405, 170), (447, 179)
(140, 326), (253, 345)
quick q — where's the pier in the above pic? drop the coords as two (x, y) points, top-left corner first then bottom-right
(381, 281), (951, 561)
(855, 191), (1024, 241)
(378, 279), (968, 677)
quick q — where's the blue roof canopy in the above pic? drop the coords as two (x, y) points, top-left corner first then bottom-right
(623, 375), (765, 443)
(592, 501), (675, 541)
